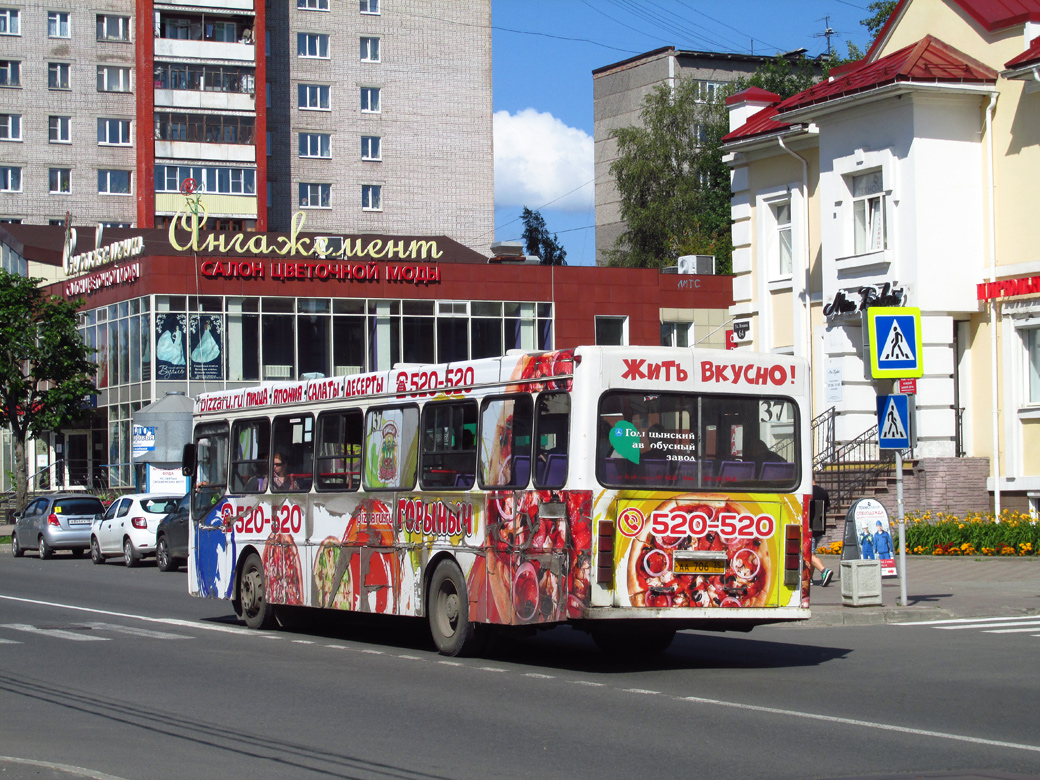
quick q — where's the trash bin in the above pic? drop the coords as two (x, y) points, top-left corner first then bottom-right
(840, 559), (883, 607)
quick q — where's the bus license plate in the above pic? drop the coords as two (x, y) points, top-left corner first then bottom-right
(674, 558), (725, 575)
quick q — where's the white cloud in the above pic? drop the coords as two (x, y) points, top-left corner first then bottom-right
(494, 109), (594, 213)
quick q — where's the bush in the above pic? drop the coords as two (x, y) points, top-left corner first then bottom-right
(902, 510), (1039, 556)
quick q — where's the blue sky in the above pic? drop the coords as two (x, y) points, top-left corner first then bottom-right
(491, 0), (878, 265)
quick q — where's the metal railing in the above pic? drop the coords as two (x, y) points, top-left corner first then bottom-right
(811, 406), (836, 470)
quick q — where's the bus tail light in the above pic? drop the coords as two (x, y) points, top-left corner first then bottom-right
(47, 513), (61, 527)
(784, 523), (802, 588)
(597, 521), (614, 586)
(131, 516), (148, 529)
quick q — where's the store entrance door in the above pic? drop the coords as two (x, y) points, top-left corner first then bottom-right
(66, 432), (90, 489)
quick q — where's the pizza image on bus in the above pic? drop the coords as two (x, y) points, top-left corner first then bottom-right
(262, 532), (303, 606)
(314, 535), (352, 610)
(619, 494), (778, 609)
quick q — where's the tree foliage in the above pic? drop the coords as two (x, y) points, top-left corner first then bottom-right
(520, 207), (567, 265)
(0, 270), (96, 507)
(862, 1), (899, 41)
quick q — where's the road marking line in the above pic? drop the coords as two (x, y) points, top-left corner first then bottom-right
(524, 673), (554, 679)
(571, 680), (605, 687)
(439, 660), (463, 667)
(84, 622), (191, 640)
(292, 639), (315, 645)
(398, 654), (420, 660)
(676, 695), (1040, 754)
(0, 594), (250, 635)
(0, 638), (21, 644)
(477, 666), (507, 673)
(624, 688), (660, 695)
(895, 615), (1040, 627)
(0, 755), (128, 780)
(938, 621), (1040, 631)
(2, 623), (108, 642)
(983, 626), (1040, 633)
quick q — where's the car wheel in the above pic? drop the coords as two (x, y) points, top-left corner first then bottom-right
(11, 533), (23, 558)
(239, 552), (275, 630)
(90, 537), (105, 565)
(428, 559), (486, 657)
(123, 538), (139, 568)
(156, 535), (178, 572)
(38, 536), (53, 560)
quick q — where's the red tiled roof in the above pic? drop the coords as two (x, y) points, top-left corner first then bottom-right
(867, 0), (1040, 61)
(777, 35), (997, 114)
(1005, 35), (1040, 67)
(721, 105), (793, 143)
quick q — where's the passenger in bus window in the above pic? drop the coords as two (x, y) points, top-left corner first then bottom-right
(245, 462), (267, 492)
(271, 450), (298, 491)
(747, 437), (785, 466)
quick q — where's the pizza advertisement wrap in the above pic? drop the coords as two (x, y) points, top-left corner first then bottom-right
(614, 492), (802, 610)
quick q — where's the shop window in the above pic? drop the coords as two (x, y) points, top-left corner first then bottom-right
(1027, 328), (1040, 404)
(595, 315), (627, 346)
(661, 321), (691, 348)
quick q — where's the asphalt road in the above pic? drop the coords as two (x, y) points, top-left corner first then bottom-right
(1, 549), (1039, 780)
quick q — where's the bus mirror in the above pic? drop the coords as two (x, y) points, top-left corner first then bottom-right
(181, 443), (196, 477)
(810, 500), (826, 534)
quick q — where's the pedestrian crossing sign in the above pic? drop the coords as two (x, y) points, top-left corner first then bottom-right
(877, 393), (914, 450)
(868, 307), (922, 378)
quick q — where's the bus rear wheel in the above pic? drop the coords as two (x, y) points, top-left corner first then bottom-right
(428, 560), (484, 657)
(239, 552), (276, 630)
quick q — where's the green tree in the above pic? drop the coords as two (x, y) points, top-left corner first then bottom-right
(862, 1), (899, 41)
(0, 270), (96, 509)
(520, 207), (567, 265)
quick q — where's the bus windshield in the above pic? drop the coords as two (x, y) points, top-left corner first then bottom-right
(596, 390), (798, 491)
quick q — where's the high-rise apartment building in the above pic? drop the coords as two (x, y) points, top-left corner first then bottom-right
(0, 0), (494, 253)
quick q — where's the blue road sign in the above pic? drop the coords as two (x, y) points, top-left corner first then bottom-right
(868, 307), (922, 378)
(877, 394), (912, 450)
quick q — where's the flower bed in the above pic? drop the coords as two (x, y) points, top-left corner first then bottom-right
(814, 510), (1039, 556)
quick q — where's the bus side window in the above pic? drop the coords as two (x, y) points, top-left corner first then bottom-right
(316, 409), (363, 491)
(534, 391), (570, 489)
(271, 413), (314, 492)
(478, 394), (533, 488)
(420, 400), (477, 490)
(192, 424), (229, 519)
(230, 417), (270, 493)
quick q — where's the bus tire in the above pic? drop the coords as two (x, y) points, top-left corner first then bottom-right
(239, 552), (276, 630)
(591, 625), (676, 658)
(428, 560), (483, 657)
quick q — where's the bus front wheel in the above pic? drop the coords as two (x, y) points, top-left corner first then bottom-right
(239, 552), (276, 630)
(428, 560), (484, 657)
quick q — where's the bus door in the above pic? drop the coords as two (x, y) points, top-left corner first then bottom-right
(190, 423), (236, 599)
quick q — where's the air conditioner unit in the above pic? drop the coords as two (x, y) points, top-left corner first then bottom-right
(677, 255), (715, 275)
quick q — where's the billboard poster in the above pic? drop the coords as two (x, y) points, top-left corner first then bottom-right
(189, 314), (224, 381)
(155, 313), (187, 380)
(844, 498), (898, 577)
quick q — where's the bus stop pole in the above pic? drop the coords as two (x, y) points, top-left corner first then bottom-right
(896, 449), (908, 607)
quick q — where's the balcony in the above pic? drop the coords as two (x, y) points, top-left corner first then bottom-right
(155, 89), (255, 112)
(155, 140), (256, 163)
(154, 38), (255, 62)
(158, 0), (254, 10)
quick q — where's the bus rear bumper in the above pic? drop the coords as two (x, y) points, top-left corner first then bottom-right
(572, 606), (811, 631)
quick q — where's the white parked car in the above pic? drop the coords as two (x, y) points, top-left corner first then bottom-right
(90, 493), (184, 567)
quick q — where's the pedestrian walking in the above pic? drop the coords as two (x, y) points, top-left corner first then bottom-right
(810, 481), (833, 586)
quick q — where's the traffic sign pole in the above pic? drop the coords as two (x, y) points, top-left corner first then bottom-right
(896, 448), (908, 607)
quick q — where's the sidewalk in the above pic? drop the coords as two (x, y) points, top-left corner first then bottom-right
(804, 554), (1040, 627)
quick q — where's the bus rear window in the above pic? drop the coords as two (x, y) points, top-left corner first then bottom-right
(597, 391), (798, 491)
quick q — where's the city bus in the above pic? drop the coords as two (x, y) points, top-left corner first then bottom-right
(183, 346), (813, 656)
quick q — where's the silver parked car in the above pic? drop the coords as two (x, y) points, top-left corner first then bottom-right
(12, 493), (107, 559)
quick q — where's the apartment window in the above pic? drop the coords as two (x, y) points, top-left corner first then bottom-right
(98, 66), (131, 92)
(595, 316), (628, 346)
(660, 322), (691, 348)
(298, 83), (330, 110)
(297, 32), (329, 58)
(1028, 328), (1040, 404)
(155, 165), (255, 195)
(298, 0), (329, 8)
(0, 114), (20, 141)
(47, 11), (70, 38)
(299, 132), (330, 158)
(96, 14), (130, 41)
(49, 116), (70, 143)
(360, 136), (381, 161)
(0, 167), (21, 192)
(49, 168), (70, 194)
(695, 80), (724, 102)
(0, 60), (18, 87)
(0, 8), (19, 35)
(360, 36), (380, 62)
(361, 185), (381, 211)
(360, 86), (380, 112)
(48, 63), (70, 90)
(851, 170), (886, 255)
(98, 169), (131, 194)
(98, 118), (131, 145)
(360, 0), (380, 13)
(300, 183), (330, 208)
(211, 21), (237, 43)
(774, 201), (793, 277)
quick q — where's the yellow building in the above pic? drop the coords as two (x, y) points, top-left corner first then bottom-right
(723, 0), (1040, 515)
